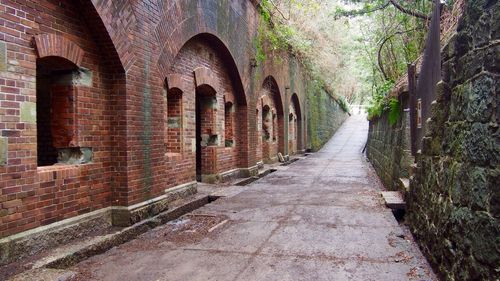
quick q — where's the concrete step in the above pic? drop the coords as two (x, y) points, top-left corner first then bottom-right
(381, 191), (406, 210)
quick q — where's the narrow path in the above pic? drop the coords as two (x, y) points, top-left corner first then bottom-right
(72, 115), (436, 281)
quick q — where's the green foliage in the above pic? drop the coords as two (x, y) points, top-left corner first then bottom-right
(337, 96), (350, 113)
(254, 23), (267, 64)
(332, 0), (433, 103)
(253, 0), (453, 109)
(366, 80), (397, 122)
(256, 1), (314, 64)
(388, 98), (401, 125)
(259, 0), (273, 24)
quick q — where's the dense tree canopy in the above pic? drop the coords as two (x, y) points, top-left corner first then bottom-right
(258, 0), (459, 108)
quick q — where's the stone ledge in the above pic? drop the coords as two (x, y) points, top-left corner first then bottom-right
(111, 181), (198, 226)
(0, 208), (112, 266)
(202, 166), (259, 184)
(5, 194), (214, 279)
(0, 182), (198, 266)
(263, 156), (279, 164)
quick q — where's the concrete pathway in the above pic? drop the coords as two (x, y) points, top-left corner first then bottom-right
(71, 115), (436, 281)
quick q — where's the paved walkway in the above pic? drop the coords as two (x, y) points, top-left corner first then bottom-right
(71, 115), (436, 281)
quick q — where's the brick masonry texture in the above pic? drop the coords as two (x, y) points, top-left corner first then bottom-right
(0, 0), (348, 239)
(367, 1), (499, 279)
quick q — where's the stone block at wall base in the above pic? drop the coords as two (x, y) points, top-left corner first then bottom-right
(112, 181), (198, 226)
(263, 156), (278, 165)
(203, 165), (260, 184)
(0, 208), (112, 266)
(0, 181), (198, 266)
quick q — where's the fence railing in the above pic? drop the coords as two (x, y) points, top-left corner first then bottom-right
(409, 0), (441, 155)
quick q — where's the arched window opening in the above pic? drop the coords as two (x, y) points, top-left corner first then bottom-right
(289, 113), (295, 141)
(225, 102), (234, 147)
(195, 85), (217, 181)
(36, 56), (92, 166)
(166, 88), (183, 153)
(262, 105), (271, 141)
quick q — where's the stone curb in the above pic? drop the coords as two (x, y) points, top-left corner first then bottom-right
(31, 194), (215, 270)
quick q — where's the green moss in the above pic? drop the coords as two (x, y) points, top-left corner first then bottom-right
(306, 79), (347, 151)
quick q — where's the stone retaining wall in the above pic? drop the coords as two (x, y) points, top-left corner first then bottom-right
(367, 1), (499, 279)
(366, 104), (412, 191)
(408, 1), (499, 279)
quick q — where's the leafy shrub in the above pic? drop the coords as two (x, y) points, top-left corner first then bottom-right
(366, 80), (401, 125)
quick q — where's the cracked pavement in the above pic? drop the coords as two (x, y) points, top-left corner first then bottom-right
(70, 115), (437, 281)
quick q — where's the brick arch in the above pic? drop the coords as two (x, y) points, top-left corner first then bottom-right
(262, 76), (284, 115)
(168, 31), (250, 180)
(290, 93), (303, 153)
(290, 93), (302, 120)
(261, 76), (285, 156)
(87, 0), (136, 71)
(166, 73), (188, 93)
(34, 34), (84, 66)
(154, 0), (249, 105)
(163, 32), (247, 106)
(155, 0), (249, 88)
(194, 67), (220, 94)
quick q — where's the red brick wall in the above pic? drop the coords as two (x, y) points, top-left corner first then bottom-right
(0, 0), (333, 239)
(0, 0), (123, 237)
(255, 107), (262, 161)
(166, 37), (244, 179)
(257, 76), (284, 163)
(166, 91), (182, 153)
(224, 102), (234, 146)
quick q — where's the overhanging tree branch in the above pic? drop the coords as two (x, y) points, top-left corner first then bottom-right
(333, 2), (390, 19)
(388, 0), (430, 20)
(332, 0), (430, 21)
(377, 28), (422, 81)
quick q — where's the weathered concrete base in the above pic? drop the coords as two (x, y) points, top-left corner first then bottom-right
(202, 166), (259, 184)
(0, 181), (197, 266)
(112, 181), (197, 226)
(239, 165), (259, 178)
(262, 156), (278, 165)
(0, 208), (112, 266)
(38, 194), (212, 270)
(62, 116), (436, 281)
(4, 193), (215, 281)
